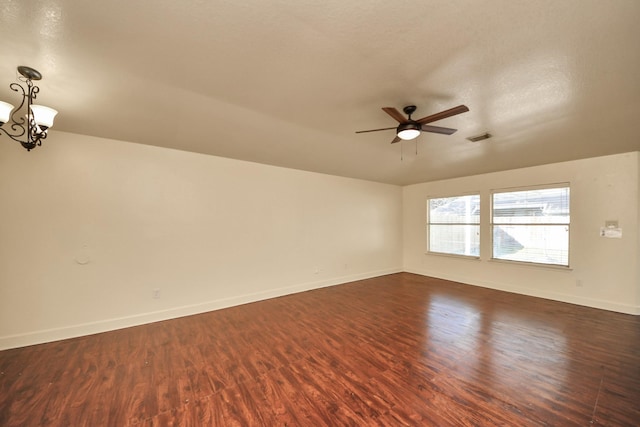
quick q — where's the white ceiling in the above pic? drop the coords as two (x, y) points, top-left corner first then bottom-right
(1, 0), (639, 185)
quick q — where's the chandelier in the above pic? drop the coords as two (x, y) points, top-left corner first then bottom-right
(0, 66), (58, 151)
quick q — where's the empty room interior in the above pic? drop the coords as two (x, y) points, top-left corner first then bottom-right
(1, 1), (639, 426)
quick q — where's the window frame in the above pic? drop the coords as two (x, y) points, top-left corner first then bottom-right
(426, 193), (481, 258)
(490, 183), (571, 268)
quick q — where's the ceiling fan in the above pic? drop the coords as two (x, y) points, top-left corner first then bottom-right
(356, 104), (469, 143)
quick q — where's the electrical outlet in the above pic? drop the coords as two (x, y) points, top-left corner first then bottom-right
(153, 289), (161, 299)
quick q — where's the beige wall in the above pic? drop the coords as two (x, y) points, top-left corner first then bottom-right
(1, 132), (638, 350)
(0, 132), (403, 349)
(403, 152), (640, 315)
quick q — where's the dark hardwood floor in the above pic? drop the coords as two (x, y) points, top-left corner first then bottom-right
(1, 273), (639, 426)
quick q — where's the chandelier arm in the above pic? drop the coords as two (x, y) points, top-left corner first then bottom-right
(0, 81), (27, 140)
(2, 79), (45, 150)
(1, 120), (27, 140)
(8, 82), (28, 125)
(30, 84), (39, 101)
(0, 124), (27, 143)
(0, 121), (45, 150)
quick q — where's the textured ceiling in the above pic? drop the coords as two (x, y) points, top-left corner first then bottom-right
(1, 0), (639, 185)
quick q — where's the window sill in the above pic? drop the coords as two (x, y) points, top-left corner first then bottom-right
(425, 251), (481, 261)
(488, 258), (573, 271)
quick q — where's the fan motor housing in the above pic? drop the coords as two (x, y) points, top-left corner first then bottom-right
(397, 122), (420, 133)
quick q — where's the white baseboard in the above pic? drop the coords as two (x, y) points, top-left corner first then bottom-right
(404, 267), (640, 315)
(0, 267), (402, 351)
(6, 265), (633, 351)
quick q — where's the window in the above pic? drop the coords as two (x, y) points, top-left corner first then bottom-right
(492, 185), (570, 266)
(428, 194), (480, 257)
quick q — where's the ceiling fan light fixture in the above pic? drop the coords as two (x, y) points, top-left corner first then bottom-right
(356, 104), (468, 144)
(397, 122), (421, 140)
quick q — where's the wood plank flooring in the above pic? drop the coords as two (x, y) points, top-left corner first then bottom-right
(1, 273), (639, 426)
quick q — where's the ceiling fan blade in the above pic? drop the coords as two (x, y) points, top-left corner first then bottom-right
(390, 136), (401, 144)
(382, 107), (407, 123)
(421, 125), (457, 135)
(416, 105), (469, 125)
(355, 126), (397, 134)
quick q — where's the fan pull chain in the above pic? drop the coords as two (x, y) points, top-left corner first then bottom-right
(400, 140), (404, 161)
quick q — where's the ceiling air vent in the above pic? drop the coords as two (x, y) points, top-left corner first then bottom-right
(466, 132), (492, 142)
